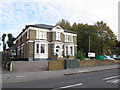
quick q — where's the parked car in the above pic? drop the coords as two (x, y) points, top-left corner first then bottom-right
(115, 56), (120, 60)
(104, 55), (114, 60)
(110, 55), (117, 59)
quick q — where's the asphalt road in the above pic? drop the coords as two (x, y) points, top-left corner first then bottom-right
(2, 69), (119, 89)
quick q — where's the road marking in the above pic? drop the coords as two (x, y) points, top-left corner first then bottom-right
(106, 79), (120, 84)
(16, 75), (26, 78)
(103, 76), (119, 80)
(55, 83), (83, 89)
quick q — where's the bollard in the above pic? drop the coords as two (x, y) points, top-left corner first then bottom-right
(10, 62), (12, 72)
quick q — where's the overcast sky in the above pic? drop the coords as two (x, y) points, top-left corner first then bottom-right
(0, 0), (119, 51)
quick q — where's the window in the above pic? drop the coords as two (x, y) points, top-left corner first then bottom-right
(65, 34), (73, 42)
(43, 31), (46, 39)
(66, 46), (68, 55)
(27, 31), (29, 39)
(36, 31), (46, 39)
(36, 44), (39, 53)
(70, 46), (73, 55)
(56, 32), (60, 40)
(41, 44), (45, 53)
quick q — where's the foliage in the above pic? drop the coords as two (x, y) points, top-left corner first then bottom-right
(56, 19), (71, 30)
(56, 19), (117, 56)
(95, 21), (117, 55)
(7, 33), (16, 48)
(75, 50), (85, 60)
(2, 33), (6, 52)
(115, 41), (120, 55)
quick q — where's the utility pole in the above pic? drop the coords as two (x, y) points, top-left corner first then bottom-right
(89, 35), (90, 53)
(89, 35), (90, 60)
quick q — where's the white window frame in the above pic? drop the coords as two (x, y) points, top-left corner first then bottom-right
(36, 44), (39, 54)
(27, 30), (29, 39)
(66, 46), (68, 55)
(40, 44), (45, 54)
(65, 34), (73, 42)
(56, 32), (61, 40)
(64, 45), (74, 56)
(36, 30), (47, 39)
(34, 41), (48, 59)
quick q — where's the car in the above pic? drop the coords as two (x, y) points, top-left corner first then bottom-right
(104, 55), (114, 60)
(110, 55), (117, 59)
(115, 56), (120, 60)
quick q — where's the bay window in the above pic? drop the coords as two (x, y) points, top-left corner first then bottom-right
(36, 44), (39, 53)
(41, 44), (45, 54)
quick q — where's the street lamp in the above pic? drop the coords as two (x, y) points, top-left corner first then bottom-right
(88, 35), (91, 60)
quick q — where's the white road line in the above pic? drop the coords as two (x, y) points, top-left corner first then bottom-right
(106, 79), (118, 83)
(106, 79), (120, 84)
(56, 83), (83, 89)
(103, 76), (119, 80)
(111, 80), (119, 84)
(16, 75), (26, 78)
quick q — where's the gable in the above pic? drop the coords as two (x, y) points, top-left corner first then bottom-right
(51, 25), (64, 32)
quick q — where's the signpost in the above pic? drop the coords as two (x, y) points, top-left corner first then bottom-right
(88, 53), (95, 57)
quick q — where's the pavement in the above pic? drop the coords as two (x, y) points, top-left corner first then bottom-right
(2, 64), (120, 84)
(3, 68), (119, 88)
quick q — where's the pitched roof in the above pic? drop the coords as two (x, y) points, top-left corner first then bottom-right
(27, 24), (55, 30)
(16, 24), (77, 39)
(26, 24), (77, 34)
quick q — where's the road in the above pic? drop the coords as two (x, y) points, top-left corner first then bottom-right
(3, 69), (119, 89)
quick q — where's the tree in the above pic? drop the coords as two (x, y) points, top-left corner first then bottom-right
(71, 22), (77, 31)
(55, 19), (117, 56)
(76, 24), (100, 56)
(95, 21), (117, 55)
(56, 19), (71, 30)
(7, 33), (16, 48)
(115, 41), (120, 55)
(2, 33), (6, 52)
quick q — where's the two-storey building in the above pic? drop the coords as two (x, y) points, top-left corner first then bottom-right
(15, 24), (77, 61)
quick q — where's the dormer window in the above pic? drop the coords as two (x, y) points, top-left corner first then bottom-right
(56, 32), (60, 40)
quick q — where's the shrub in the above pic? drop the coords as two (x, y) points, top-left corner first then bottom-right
(75, 50), (85, 60)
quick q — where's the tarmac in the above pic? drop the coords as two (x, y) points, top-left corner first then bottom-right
(2, 64), (119, 84)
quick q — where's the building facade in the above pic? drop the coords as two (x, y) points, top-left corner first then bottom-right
(15, 24), (77, 61)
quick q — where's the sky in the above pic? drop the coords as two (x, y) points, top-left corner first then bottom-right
(0, 0), (119, 51)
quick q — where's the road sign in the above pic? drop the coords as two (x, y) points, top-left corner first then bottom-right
(88, 53), (95, 57)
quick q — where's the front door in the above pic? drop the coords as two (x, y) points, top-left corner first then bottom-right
(56, 46), (60, 57)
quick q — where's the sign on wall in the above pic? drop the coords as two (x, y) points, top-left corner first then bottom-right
(88, 53), (95, 57)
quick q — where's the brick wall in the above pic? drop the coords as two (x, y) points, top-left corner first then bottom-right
(73, 36), (77, 45)
(48, 60), (64, 70)
(29, 29), (36, 40)
(28, 42), (34, 58)
(80, 60), (118, 68)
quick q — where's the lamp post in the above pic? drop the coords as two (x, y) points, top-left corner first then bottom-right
(89, 35), (90, 60)
(89, 35), (90, 53)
